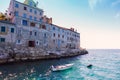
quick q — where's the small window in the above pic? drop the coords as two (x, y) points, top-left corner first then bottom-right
(36, 41), (39, 45)
(39, 18), (42, 22)
(67, 37), (69, 40)
(16, 40), (21, 44)
(39, 24), (42, 29)
(30, 9), (32, 12)
(62, 35), (64, 38)
(53, 39), (55, 43)
(28, 41), (35, 47)
(0, 38), (5, 42)
(15, 11), (19, 16)
(34, 10), (37, 14)
(30, 22), (35, 27)
(53, 33), (55, 37)
(58, 28), (60, 31)
(62, 41), (64, 43)
(22, 20), (28, 26)
(29, 15), (32, 20)
(34, 32), (37, 36)
(15, 3), (19, 8)
(62, 30), (64, 32)
(23, 13), (27, 18)
(29, 2), (33, 6)
(40, 12), (42, 15)
(41, 25), (46, 29)
(11, 28), (14, 33)
(34, 17), (37, 21)
(24, 6), (27, 10)
(44, 33), (47, 38)
(53, 27), (55, 30)
(1, 26), (6, 32)
(30, 31), (32, 35)
(58, 34), (60, 38)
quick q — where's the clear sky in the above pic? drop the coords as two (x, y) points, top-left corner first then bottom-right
(0, 0), (120, 49)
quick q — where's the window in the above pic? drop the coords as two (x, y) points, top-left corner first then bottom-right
(40, 12), (42, 15)
(36, 41), (39, 45)
(53, 27), (55, 30)
(15, 3), (19, 8)
(34, 10), (37, 14)
(24, 6), (27, 10)
(30, 31), (32, 35)
(44, 33), (47, 38)
(15, 11), (19, 16)
(23, 13), (27, 18)
(62, 41), (64, 43)
(29, 15), (32, 20)
(67, 37), (69, 40)
(53, 39), (55, 43)
(18, 29), (22, 34)
(22, 20), (28, 26)
(67, 32), (69, 35)
(41, 25), (46, 29)
(39, 18), (42, 22)
(34, 32), (37, 36)
(39, 24), (42, 29)
(16, 40), (21, 44)
(0, 38), (5, 42)
(58, 34), (60, 38)
(28, 41), (35, 47)
(58, 28), (60, 31)
(1, 26), (6, 32)
(11, 28), (14, 33)
(30, 22), (35, 27)
(62, 30), (64, 32)
(62, 35), (64, 38)
(53, 33), (55, 37)
(34, 17), (37, 21)
(29, 2), (33, 6)
(30, 9), (32, 12)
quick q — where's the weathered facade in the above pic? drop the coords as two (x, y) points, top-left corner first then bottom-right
(0, 0), (80, 51)
(0, 21), (16, 43)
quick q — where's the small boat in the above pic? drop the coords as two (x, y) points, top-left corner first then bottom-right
(87, 64), (93, 69)
(51, 63), (73, 71)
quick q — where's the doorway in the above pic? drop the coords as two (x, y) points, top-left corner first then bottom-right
(28, 41), (35, 47)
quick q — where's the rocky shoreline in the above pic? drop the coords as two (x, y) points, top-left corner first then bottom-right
(0, 49), (88, 64)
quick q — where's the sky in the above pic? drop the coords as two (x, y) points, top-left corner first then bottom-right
(0, 0), (120, 49)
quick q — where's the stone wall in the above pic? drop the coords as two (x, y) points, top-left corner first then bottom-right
(0, 43), (88, 64)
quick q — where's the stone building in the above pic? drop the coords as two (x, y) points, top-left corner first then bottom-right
(0, 20), (16, 43)
(2, 0), (80, 51)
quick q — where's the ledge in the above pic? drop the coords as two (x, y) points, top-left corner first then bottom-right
(0, 49), (88, 65)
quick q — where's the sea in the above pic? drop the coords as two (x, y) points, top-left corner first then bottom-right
(0, 49), (120, 80)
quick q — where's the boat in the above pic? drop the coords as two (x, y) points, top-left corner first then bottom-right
(51, 63), (73, 71)
(87, 64), (93, 69)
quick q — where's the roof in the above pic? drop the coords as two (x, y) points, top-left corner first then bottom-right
(15, 0), (43, 12)
(51, 23), (79, 33)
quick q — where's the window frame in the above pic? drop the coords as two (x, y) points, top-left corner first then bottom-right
(22, 20), (28, 26)
(1, 26), (6, 32)
(0, 38), (5, 42)
(15, 3), (19, 8)
(11, 28), (14, 33)
(24, 6), (27, 11)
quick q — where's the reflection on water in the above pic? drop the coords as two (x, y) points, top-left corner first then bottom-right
(0, 49), (120, 80)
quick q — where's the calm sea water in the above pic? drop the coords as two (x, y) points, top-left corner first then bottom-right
(0, 49), (120, 80)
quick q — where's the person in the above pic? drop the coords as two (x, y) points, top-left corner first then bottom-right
(51, 65), (54, 69)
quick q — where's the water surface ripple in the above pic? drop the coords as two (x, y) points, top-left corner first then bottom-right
(0, 49), (120, 80)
